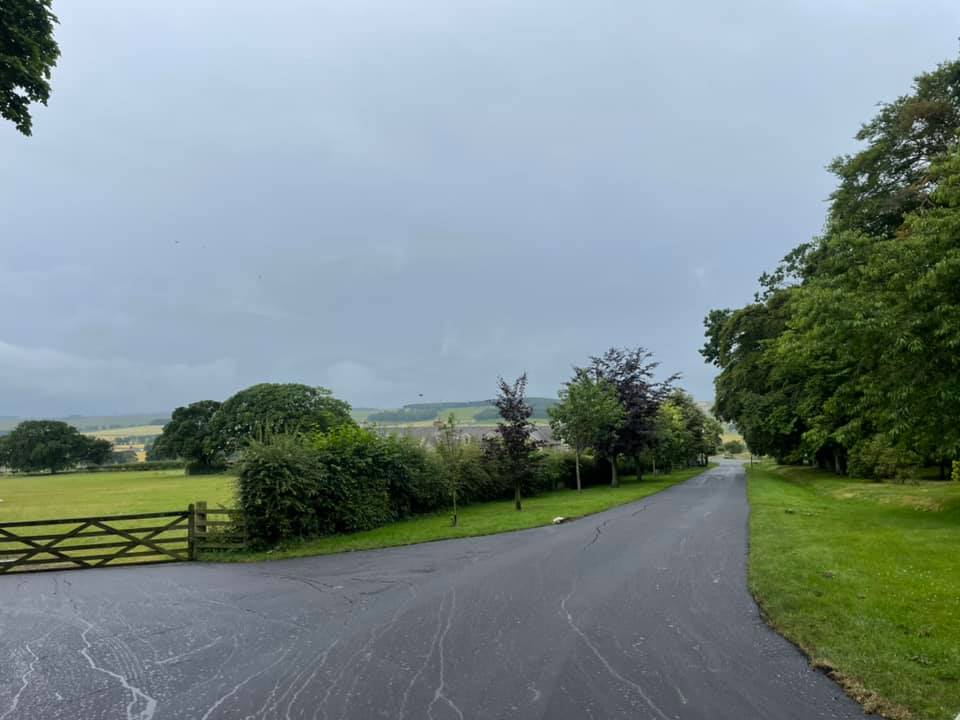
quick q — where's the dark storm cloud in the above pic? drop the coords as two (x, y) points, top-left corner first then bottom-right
(2, 0), (958, 414)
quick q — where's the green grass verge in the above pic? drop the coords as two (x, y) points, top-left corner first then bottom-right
(221, 464), (714, 562)
(0, 469), (236, 522)
(748, 464), (960, 720)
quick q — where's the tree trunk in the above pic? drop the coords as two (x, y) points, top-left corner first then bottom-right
(514, 481), (522, 511)
(575, 449), (582, 493)
(610, 457), (619, 488)
(636, 454), (643, 481)
(652, 457), (657, 475)
(452, 486), (458, 527)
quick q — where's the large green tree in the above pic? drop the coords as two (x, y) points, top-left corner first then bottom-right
(210, 383), (353, 455)
(150, 400), (223, 470)
(549, 372), (624, 492)
(828, 57), (960, 239)
(703, 52), (960, 475)
(1, 0), (59, 135)
(0, 420), (111, 473)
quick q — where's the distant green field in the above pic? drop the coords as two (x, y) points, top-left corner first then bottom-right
(0, 413), (170, 433)
(357, 405), (553, 426)
(85, 424), (165, 440)
(0, 469), (236, 522)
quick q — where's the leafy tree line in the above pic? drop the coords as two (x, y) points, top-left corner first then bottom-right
(548, 348), (722, 491)
(703, 54), (960, 479)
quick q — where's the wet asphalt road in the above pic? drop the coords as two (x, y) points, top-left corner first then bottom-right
(0, 460), (868, 720)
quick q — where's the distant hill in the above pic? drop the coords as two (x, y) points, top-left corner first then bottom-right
(358, 398), (559, 425)
(0, 413), (170, 433)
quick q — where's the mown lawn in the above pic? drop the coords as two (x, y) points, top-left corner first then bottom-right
(224, 464), (713, 562)
(748, 465), (960, 720)
(0, 469), (236, 522)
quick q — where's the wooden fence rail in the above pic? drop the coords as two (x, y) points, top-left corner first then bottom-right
(0, 503), (247, 574)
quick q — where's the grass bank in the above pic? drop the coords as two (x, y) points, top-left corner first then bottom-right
(222, 464), (713, 562)
(748, 464), (960, 720)
(0, 469), (236, 522)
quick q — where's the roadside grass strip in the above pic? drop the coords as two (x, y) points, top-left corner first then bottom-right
(748, 464), (960, 720)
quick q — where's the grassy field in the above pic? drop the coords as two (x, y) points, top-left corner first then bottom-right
(225, 464), (713, 562)
(748, 464), (960, 720)
(84, 424), (165, 440)
(353, 404), (554, 427)
(0, 469), (236, 522)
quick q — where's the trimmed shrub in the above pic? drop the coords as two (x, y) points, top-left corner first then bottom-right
(386, 435), (446, 515)
(313, 426), (413, 533)
(456, 442), (505, 503)
(238, 436), (323, 545)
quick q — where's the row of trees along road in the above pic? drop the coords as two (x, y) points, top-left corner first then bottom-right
(0, 421), (112, 473)
(703, 53), (960, 479)
(547, 347), (722, 493)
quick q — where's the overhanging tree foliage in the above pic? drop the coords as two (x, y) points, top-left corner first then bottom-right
(703, 52), (960, 477)
(1, 0), (59, 135)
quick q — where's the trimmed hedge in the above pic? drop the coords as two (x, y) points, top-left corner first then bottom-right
(238, 436), (324, 544)
(238, 428), (577, 547)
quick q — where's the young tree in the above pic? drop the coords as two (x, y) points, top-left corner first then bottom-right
(1, 0), (60, 135)
(585, 347), (676, 486)
(549, 372), (624, 492)
(436, 413), (465, 525)
(490, 374), (539, 510)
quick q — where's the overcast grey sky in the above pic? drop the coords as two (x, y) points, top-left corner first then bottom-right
(2, 0), (958, 415)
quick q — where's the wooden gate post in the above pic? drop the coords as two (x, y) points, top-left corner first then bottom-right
(195, 501), (207, 559)
(187, 503), (196, 560)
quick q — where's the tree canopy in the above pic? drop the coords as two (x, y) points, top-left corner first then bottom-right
(150, 400), (223, 469)
(549, 372), (624, 492)
(651, 391), (722, 471)
(583, 347), (676, 485)
(210, 383), (354, 455)
(1, 0), (59, 135)
(0, 420), (111, 473)
(703, 52), (960, 477)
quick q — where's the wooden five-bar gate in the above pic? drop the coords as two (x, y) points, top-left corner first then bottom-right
(0, 502), (246, 574)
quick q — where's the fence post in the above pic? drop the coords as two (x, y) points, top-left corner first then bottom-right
(187, 503), (196, 560)
(195, 501), (207, 559)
